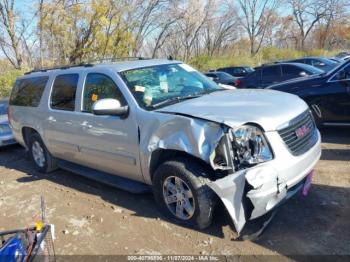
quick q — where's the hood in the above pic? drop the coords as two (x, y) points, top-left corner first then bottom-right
(157, 89), (308, 131)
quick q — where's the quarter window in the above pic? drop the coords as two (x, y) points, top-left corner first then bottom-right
(82, 73), (125, 112)
(10, 76), (48, 107)
(51, 74), (79, 111)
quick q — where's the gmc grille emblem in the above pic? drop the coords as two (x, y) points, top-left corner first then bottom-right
(295, 125), (310, 138)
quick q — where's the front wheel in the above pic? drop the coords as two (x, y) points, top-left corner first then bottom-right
(152, 158), (216, 229)
(28, 133), (57, 173)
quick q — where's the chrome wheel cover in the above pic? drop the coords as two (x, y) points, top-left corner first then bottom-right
(163, 176), (195, 220)
(32, 141), (45, 168)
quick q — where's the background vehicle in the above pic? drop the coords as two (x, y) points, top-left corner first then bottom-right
(238, 63), (324, 89)
(282, 57), (338, 72)
(204, 71), (239, 87)
(268, 60), (350, 126)
(9, 59), (321, 234)
(216, 66), (254, 77)
(0, 99), (16, 147)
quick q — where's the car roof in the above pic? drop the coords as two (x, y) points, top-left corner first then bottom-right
(218, 66), (251, 69)
(19, 59), (181, 79)
(256, 62), (306, 69)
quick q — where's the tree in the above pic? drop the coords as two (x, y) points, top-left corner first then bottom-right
(236, 0), (279, 56)
(0, 0), (23, 69)
(288, 0), (328, 50)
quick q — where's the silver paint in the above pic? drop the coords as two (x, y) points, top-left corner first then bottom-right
(9, 59), (321, 233)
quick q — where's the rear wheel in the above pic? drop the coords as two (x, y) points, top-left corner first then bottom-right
(152, 158), (216, 229)
(28, 133), (57, 173)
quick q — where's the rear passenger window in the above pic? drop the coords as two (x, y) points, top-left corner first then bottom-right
(50, 74), (79, 111)
(82, 73), (125, 112)
(10, 76), (48, 107)
(262, 66), (281, 79)
(282, 65), (303, 77)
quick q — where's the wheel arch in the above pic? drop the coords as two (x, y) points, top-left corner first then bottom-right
(149, 149), (215, 183)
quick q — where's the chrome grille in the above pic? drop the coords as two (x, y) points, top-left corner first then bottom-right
(278, 110), (317, 156)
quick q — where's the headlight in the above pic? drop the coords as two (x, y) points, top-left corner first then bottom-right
(231, 125), (273, 165)
(0, 124), (11, 134)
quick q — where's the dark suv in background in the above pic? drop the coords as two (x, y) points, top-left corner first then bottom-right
(268, 60), (350, 126)
(282, 57), (338, 72)
(238, 63), (323, 89)
(217, 66), (254, 77)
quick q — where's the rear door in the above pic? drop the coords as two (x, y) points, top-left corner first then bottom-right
(261, 65), (282, 87)
(45, 73), (82, 161)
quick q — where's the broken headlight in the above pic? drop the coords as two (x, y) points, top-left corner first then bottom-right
(231, 125), (273, 165)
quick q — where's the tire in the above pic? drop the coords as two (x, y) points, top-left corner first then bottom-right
(28, 133), (57, 173)
(152, 157), (216, 229)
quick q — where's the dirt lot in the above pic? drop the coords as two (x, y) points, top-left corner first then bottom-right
(0, 128), (349, 258)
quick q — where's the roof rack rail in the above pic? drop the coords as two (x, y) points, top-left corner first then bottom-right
(24, 63), (94, 75)
(24, 57), (151, 75)
(87, 57), (150, 63)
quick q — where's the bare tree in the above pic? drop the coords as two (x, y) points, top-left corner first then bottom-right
(288, 0), (329, 50)
(0, 0), (23, 69)
(203, 1), (239, 57)
(236, 0), (279, 56)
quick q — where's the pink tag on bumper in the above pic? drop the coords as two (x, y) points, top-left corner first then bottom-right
(303, 170), (315, 196)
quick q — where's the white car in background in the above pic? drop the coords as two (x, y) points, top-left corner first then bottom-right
(0, 100), (17, 147)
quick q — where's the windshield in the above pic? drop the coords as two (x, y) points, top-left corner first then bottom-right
(325, 60), (350, 76)
(0, 102), (8, 115)
(120, 63), (222, 110)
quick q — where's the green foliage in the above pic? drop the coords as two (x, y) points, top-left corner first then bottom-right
(189, 48), (338, 72)
(261, 47), (304, 62)
(0, 70), (23, 99)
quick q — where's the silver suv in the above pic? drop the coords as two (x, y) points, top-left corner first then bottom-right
(9, 59), (321, 233)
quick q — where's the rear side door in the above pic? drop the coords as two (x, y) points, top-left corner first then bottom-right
(74, 71), (142, 182)
(261, 65), (282, 87)
(44, 73), (82, 161)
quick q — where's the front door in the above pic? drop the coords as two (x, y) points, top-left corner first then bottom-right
(74, 72), (142, 182)
(324, 64), (350, 123)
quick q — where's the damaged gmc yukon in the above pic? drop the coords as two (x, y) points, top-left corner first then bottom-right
(9, 59), (321, 233)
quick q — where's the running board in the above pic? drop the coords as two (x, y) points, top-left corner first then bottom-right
(58, 160), (150, 194)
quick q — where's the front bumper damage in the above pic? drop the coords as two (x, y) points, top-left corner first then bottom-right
(208, 130), (322, 233)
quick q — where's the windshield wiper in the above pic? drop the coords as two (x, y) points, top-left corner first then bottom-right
(152, 94), (202, 108)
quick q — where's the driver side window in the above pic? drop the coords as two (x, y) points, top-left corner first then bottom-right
(333, 65), (350, 81)
(82, 73), (125, 113)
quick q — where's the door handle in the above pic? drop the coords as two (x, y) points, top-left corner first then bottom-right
(47, 116), (56, 123)
(81, 121), (92, 129)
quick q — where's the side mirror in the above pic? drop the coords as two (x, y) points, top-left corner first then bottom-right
(92, 98), (128, 117)
(318, 62), (326, 66)
(299, 71), (308, 77)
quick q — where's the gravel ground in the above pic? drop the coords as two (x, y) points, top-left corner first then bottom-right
(0, 127), (349, 258)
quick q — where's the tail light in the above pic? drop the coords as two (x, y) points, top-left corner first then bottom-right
(234, 79), (241, 87)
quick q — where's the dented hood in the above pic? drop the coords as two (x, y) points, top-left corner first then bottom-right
(157, 89), (308, 131)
